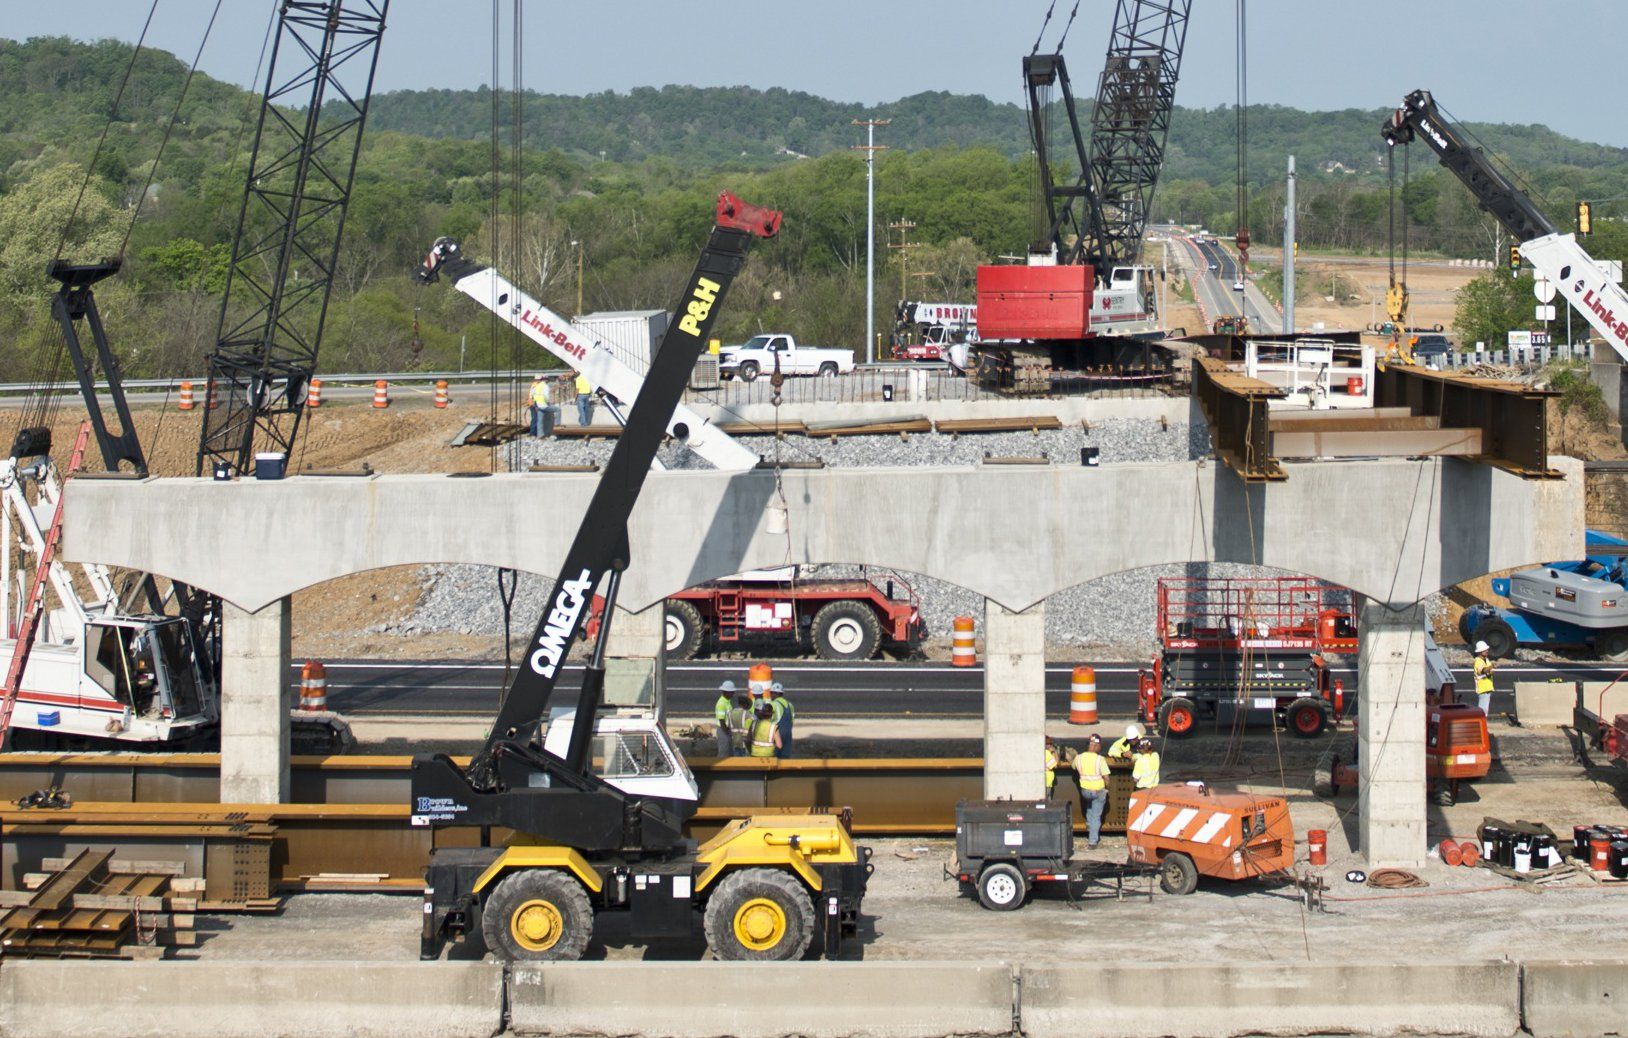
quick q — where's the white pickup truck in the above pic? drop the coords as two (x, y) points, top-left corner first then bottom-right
(718, 334), (856, 381)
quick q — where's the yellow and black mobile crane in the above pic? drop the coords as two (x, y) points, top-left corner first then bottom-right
(410, 194), (872, 963)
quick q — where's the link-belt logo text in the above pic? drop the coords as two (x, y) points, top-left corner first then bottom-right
(677, 277), (722, 336)
(530, 569), (594, 678)
(1582, 285), (1628, 347)
(522, 308), (587, 362)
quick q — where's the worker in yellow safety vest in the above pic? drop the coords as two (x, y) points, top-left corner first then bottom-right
(747, 702), (782, 758)
(1472, 640), (1497, 716)
(712, 680), (738, 758)
(1044, 737), (1060, 793)
(529, 375), (551, 436)
(1074, 733), (1111, 847)
(1131, 738), (1161, 789)
(726, 693), (754, 756)
(573, 371), (594, 426)
(768, 682), (794, 759)
(1108, 724), (1143, 760)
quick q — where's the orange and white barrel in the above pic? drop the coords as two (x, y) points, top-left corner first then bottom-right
(298, 660), (328, 712)
(205, 379), (220, 411)
(372, 379), (390, 408)
(1068, 666), (1099, 725)
(434, 380), (449, 408)
(951, 616), (976, 668)
(306, 378), (323, 408)
(748, 662), (774, 700)
(178, 380), (195, 411)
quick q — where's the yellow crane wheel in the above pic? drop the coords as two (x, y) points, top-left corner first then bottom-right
(732, 897), (788, 951)
(510, 898), (565, 953)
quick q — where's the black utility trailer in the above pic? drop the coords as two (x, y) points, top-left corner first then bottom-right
(951, 798), (1157, 911)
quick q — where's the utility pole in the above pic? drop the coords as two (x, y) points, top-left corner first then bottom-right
(1282, 155), (1295, 335)
(570, 239), (584, 317)
(852, 119), (890, 364)
(888, 219), (921, 300)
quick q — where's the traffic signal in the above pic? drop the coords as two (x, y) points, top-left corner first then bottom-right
(1509, 244), (1521, 274)
(1578, 201), (1594, 237)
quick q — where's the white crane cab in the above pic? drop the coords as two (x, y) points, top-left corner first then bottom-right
(542, 708), (700, 803)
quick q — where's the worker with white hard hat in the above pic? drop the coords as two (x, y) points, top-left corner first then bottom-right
(528, 374), (550, 436)
(1108, 723), (1143, 760)
(713, 680), (738, 758)
(1472, 640), (1496, 717)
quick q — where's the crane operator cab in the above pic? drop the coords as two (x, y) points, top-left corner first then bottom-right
(541, 707), (699, 803)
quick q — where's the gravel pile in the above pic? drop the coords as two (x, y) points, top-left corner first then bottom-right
(394, 418), (1277, 654)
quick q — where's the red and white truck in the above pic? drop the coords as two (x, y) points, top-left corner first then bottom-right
(665, 567), (924, 661)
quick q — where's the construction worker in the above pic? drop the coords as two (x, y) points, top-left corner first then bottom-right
(529, 374), (550, 436)
(1044, 736), (1060, 794)
(726, 692), (754, 756)
(574, 371), (594, 426)
(769, 682), (794, 759)
(747, 702), (782, 758)
(712, 680), (738, 758)
(1108, 724), (1143, 760)
(1473, 640), (1496, 717)
(1131, 738), (1161, 789)
(1074, 733), (1111, 847)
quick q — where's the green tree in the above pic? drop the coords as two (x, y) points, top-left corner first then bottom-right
(0, 163), (124, 305)
(1454, 271), (1536, 349)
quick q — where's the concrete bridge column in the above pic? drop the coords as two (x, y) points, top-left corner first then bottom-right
(982, 600), (1046, 801)
(219, 597), (292, 804)
(1357, 600), (1428, 867)
(603, 603), (665, 715)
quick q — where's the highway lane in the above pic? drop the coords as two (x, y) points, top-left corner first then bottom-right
(1182, 236), (1282, 333)
(296, 657), (1612, 720)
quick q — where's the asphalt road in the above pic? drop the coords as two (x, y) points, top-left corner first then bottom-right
(1184, 236), (1282, 332)
(297, 657), (1615, 720)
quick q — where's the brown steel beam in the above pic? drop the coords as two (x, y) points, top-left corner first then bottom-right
(1272, 428), (1483, 460)
(1268, 413), (1442, 434)
(1190, 356), (1286, 482)
(1374, 364), (1560, 478)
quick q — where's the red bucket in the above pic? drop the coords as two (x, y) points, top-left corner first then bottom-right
(1308, 828), (1328, 866)
(1346, 376), (1365, 395)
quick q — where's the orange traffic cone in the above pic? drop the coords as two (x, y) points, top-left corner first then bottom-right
(178, 380), (195, 411)
(298, 660), (328, 712)
(306, 378), (323, 408)
(372, 380), (390, 408)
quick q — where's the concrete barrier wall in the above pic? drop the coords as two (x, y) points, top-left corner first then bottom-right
(1020, 961), (1520, 1038)
(0, 957), (1615, 1038)
(0, 961), (504, 1038)
(1515, 680), (1577, 726)
(508, 961), (1015, 1038)
(1523, 959), (1628, 1038)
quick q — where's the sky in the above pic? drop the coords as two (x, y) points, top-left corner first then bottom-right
(6, 1), (1626, 147)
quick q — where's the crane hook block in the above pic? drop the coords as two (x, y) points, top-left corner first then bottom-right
(716, 193), (783, 239)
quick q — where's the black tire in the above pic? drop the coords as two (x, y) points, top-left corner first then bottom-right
(737, 361), (760, 383)
(1595, 629), (1628, 663)
(1158, 697), (1198, 739)
(1159, 852), (1200, 896)
(818, 362), (839, 378)
(1286, 698), (1328, 739)
(1457, 609), (1479, 647)
(703, 868), (814, 961)
(811, 600), (882, 661)
(481, 869), (593, 962)
(664, 600), (704, 661)
(976, 862), (1027, 911)
(1476, 616), (1518, 659)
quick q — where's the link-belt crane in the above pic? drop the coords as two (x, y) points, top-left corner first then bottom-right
(409, 194), (871, 963)
(1382, 89), (1628, 366)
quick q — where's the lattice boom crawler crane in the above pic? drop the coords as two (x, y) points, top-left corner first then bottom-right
(410, 195), (871, 963)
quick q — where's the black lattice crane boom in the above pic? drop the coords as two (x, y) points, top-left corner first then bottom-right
(197, 1), (387, 476)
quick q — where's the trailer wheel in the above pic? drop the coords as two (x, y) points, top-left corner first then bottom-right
(1286, 698), (1328, 739)
(818, 362), (839, 378)
(976, 862), (1027, 911)
(1596, 630), (1628, 663)
(664, 600), (704, 660)
(1476, 616), (1518, 660)
(482, 869), (593, 962)
(737, 361), (761, 382)
(704, 868), (814, 961)
(812, 601), (882, 661)
(1158, 697), (1197, 739)
(1158, 852), (1199, 896)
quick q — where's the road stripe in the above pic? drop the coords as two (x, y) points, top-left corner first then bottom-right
(1159, 807), (1200, 838)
